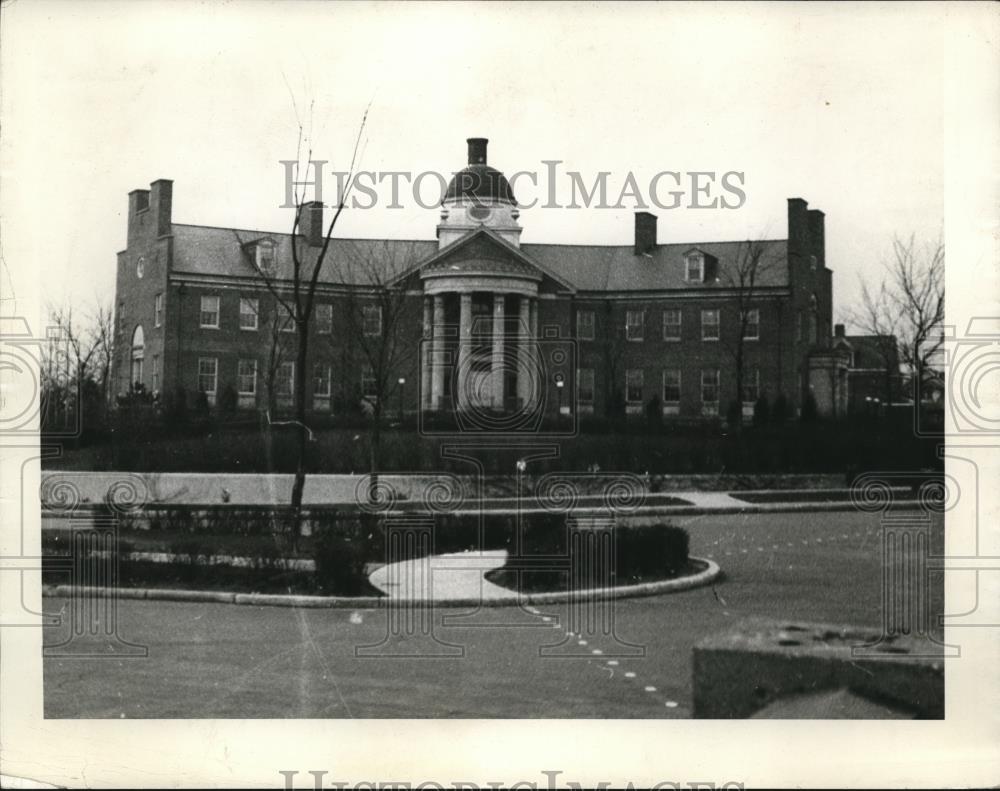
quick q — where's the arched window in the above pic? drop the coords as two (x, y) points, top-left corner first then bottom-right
(130, 325), (145, 389)
(808, 293), (818, 345)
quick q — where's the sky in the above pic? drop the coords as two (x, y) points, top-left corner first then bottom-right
(1, 1), (954, 332)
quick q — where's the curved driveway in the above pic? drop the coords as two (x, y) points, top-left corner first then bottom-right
(43, 509), (944, 718)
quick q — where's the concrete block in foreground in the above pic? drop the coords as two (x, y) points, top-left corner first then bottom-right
(692, 618), (944, 719)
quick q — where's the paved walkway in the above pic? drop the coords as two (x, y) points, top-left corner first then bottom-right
(367, 549), (514, 602)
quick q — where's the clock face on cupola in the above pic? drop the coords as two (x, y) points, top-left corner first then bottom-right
(438, 137), (522, 250)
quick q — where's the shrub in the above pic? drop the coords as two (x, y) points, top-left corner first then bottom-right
(311, 529), (371, 595)
(772, 393), (789, 424)
(726, 400), (742, 429)
(801, 391), (818, 423)
(614, 523), (689, 583)
(753, 394), (771, 426)
(194, 391), (210, 416)
(219, 384), (238, 414)
(645, 395), (662, 428)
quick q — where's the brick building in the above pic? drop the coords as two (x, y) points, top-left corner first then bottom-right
(113, 138), (848, 424)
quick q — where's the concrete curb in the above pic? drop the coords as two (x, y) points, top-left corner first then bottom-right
(40, 498), (929, 522)
(41, 556), (720, 609)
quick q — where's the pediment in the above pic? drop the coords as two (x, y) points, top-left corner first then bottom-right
(391, 228), (576, 293)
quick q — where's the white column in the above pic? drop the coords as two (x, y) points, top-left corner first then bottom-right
(421, 296), (432, 410)
(457, 293), (473, 411)
(517, 295), (533, 409)
(431, 295), (445, 410)
(491, 293), (506, 409)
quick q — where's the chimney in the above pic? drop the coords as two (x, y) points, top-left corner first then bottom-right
(467, 137), (488, 166)
(787, 197), (809, 262)
(634, 211), (657, 256)
(835, 323), (845, 338)
(150, 179), (173, 237)
(128, 188), (150, 217)
(808, 209), (825, 267)
(300, 200), (324, 246)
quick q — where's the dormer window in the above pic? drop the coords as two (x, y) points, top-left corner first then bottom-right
(255, 240), (276, 274)
(685, 253), (704, 283)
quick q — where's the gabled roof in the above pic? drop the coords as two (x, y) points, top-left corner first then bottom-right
(169, 223), (789, 292)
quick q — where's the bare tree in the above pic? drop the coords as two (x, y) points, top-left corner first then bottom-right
(717, 238), (777, 428)
(252, 104), (370, 521)
(46, 300), (114, 436)
(332, 240), (422, 501)
(886, 235), (945, 400)
(848, 279), (902, 406)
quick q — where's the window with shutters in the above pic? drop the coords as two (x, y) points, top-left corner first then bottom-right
(743, 308), (759, 340)
(576, 310), (595, 341)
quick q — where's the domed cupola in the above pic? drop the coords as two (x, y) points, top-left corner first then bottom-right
(443, 138), (518, 205)
(438, 138), (522, 249)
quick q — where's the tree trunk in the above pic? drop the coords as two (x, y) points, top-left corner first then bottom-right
(290, 323), (310, 547)
(368, 401), (381, 503)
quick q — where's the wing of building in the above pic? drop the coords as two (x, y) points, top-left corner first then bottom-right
(113, 138), (854, 424)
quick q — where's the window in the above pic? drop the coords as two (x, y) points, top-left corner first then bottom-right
(315, 303), (333, 335)
(130, 325), (144, 389)
(701, 309), (720, 340)
(743, 308), (760, 340)
(577, 368), (595, 406)
(361, 365), (378, 399)
(239, 298), (259, 330)
(200, 295), (220, 328)
(313, 363), (331, 397)
(662, 308), (682, 341)
(662, 369), (681, 404)
(198, 358), (218, 402)
(154, 293), (163, 327)
(136, 256), (145, 279)
(276, 362), (295, 397)
(743, 368), (760, 404)
(117, 302), (125, 337)
(237, 360), (257, 395)
(701, 369), (720, 413)
(809, 294), (818, 344)
(626, 369), (644, 403)
(625, 310), (644, 341)
(576, 310), (595, 341)
(279, 306), (295, 333)
(686, 254), (703, 283)
(151, 355), (159, 392)
(363, 305), (382, 337)
(256, 242), (275, 273)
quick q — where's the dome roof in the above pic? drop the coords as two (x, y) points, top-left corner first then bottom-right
(442, 137), (517, 205)
(443, 165), (517, 205)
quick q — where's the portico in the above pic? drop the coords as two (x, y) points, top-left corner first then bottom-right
(420, 277), (540, 413)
